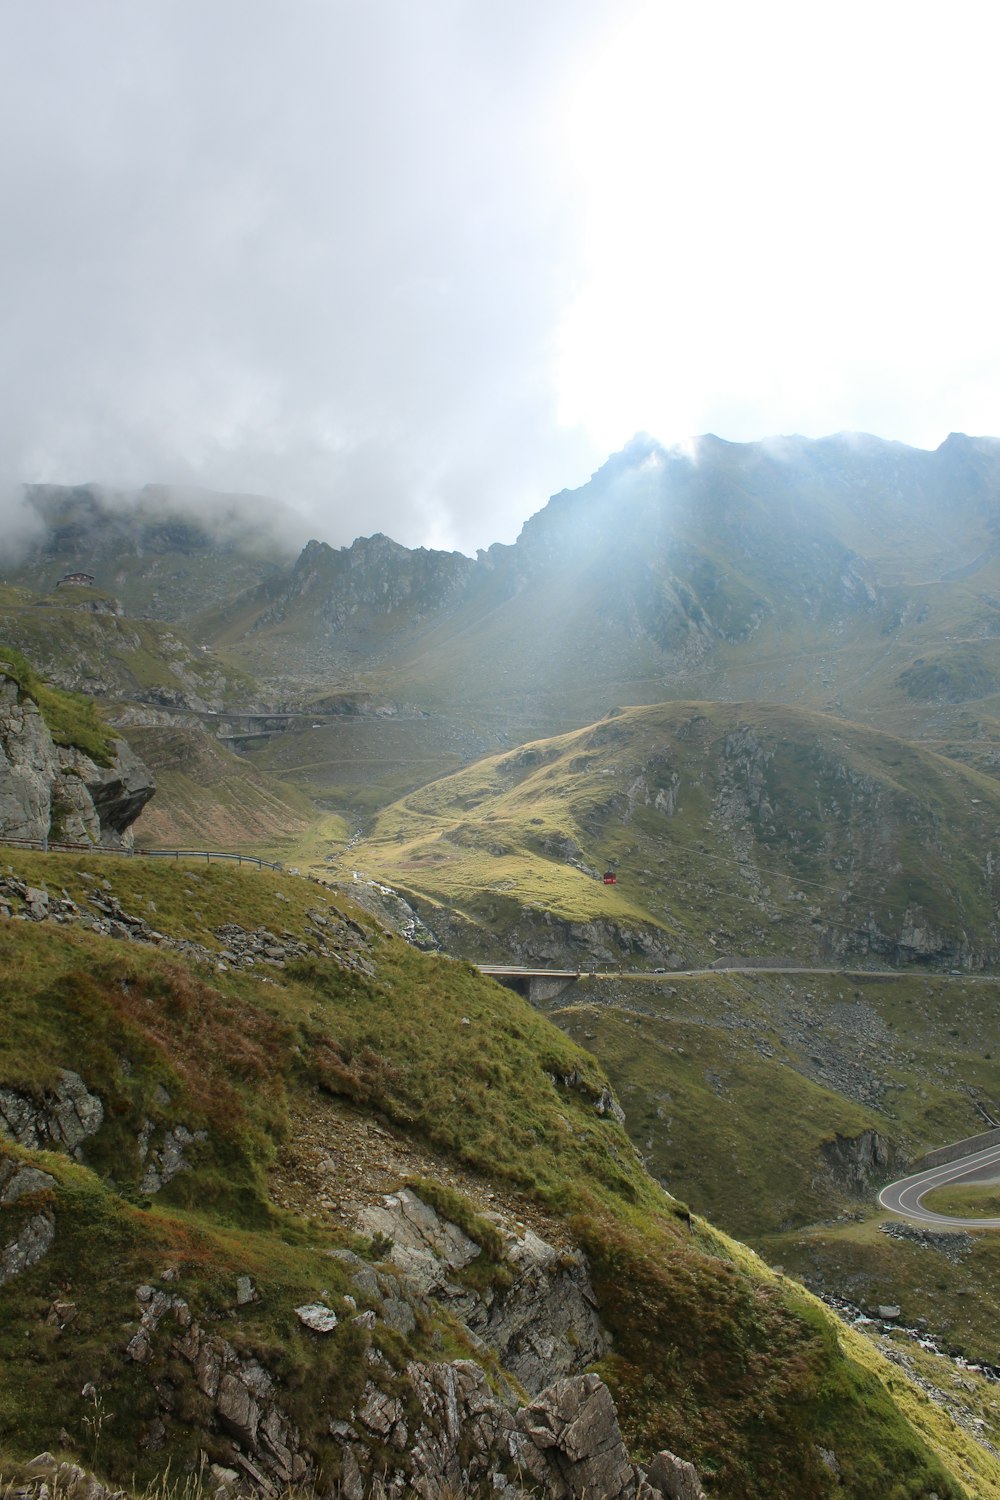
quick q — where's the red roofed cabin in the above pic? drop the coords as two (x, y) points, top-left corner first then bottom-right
(57, 571), (96, 587)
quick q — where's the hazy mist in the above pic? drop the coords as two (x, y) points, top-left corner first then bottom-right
(3, 2), (999, 556)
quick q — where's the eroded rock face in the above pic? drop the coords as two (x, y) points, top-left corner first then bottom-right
(0, 1155), (57, 1288)
(514, 1374), (638, 1499)
(138, 1121), (207, 1195)
(0, 1070), (104, 1159)
(820, 1129), (903, 1194)
(0, 673), (154, 848)
(4, 1452), (129, 1500)
(356, 1188), (608, 1393)
(645, 1450), (709, 1500)
(126, 1287), (310, 1491)
(329, 1354), (697, 1500)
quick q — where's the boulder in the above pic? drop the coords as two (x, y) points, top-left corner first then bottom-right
(514, 1374), (637, 1499)
(645, 1449), (709, 1500)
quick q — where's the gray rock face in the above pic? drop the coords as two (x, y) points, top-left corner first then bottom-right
(398, 1362), (701, 1500)
(113, 1256), (705, 1500)
(0, 1162), (57, 1205)
(357, 1187), (482, 1294)
(84, 735), (156, 841)
(127, 1284), (310, 1490)
(0, 1212), (55, 1287)
(0, 1156), (57, 1288)
(0, 672), (154, 848)
(514, 1374), (637, 1499)
(645, 1449), (709, 1500)
(356, 1188), (608, 1394)
(820, 1129), (902, 1194)
(464, 1227), (607, 1394)
(6, 1452), (129, 1500)
(138, 1121), (206, 1195)
(0, 1070), (104, 1159)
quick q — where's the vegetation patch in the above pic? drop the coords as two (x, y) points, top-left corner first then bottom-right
(0, 642), (116, 766)
(921, 1181), (1000, 1217)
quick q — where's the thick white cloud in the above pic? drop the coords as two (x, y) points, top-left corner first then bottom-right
(555, 0), (1000, 454)
(1, 1), (997, 557)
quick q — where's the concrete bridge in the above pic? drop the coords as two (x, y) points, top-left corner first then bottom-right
(475, 965), (583, 1003)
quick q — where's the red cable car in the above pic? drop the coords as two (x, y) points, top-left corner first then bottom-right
(603, 869), (617, 885)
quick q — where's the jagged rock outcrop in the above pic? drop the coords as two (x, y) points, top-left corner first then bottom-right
(137, 1121), (206, 1195)
(0, 1069), (207, 1201)
(0, 673), (154, 848)
(13, 1360), (704, 1500)
(0, 1070), (104, 1158)
(356, 1187), (608, 1393)
(820, 1129), (904, 1194)
(342, 873), (441, 949)
(4, 1453), (128, 1500)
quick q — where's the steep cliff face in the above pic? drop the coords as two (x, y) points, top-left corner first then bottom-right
(0, 674), (154, 848)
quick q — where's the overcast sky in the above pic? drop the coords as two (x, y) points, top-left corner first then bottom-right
(2, 0), (998, 556)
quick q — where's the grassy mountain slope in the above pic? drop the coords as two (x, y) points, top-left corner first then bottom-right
(0, 850), (991, 1499)
(0, 586), (258, 714)
(332, 700), (1000, 970)
(125, 727), (320, 856)
(543, 969), (1000, 1370)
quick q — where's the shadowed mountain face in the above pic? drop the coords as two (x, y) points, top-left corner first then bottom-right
(8, 483), (297, 621)
(180, 431), (1000, 740)
(9, 430), (1000, 810)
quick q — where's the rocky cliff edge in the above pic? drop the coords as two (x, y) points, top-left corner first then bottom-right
(0, 672), (154, 848)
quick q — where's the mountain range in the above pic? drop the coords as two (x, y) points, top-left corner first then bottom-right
(4, 431), (1000, 1497)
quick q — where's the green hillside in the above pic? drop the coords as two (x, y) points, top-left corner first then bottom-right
(0, 851), (991, 1498)
(125, 727), (323, 857)
(0, 588), (257, 715)
(543, 969), (1000, 1369)
(332, 700), (1000, 970)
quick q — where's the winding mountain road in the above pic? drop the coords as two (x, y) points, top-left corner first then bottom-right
(878, 1141), (1000, 1228)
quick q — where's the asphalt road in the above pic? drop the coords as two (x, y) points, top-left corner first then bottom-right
(878, 1141), (1000, 1228)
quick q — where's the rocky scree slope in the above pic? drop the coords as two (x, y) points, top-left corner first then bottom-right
(0, 852), (986, 1499)
(0, 657), (153, 848)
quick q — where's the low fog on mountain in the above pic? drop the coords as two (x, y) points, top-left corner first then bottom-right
(3, 2), (1000, 555)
